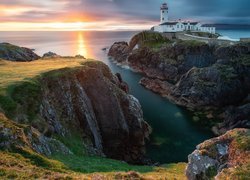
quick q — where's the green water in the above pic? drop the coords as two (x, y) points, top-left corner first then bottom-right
(105, 62), (213, 163)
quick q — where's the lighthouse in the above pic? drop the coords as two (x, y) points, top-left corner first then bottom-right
(160, 2), (169, 23)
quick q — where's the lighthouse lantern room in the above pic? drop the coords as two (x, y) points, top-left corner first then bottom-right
(160, 3), (168, 23)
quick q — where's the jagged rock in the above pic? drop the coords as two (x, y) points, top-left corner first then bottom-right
(213, 104), (250, 135)
(108, 42), (130, 63)
(39, 61), (151, 164)
(0, 43), (40, 61)
(186, 128), (250, 180)
(109, 32), (250, 133)
(75, 54), (85, 59)
(0, 113), (72, 155)
(42, 51), (61, 59)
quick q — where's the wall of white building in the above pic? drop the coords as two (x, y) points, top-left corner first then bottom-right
(153, 22), (216, 34)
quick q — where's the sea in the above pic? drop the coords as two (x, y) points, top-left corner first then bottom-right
(0, 28), (249, 163)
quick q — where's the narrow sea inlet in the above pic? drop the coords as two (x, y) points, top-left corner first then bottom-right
(0, 30), (248, 163)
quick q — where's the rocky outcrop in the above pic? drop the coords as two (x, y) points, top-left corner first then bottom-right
(108, 42), (130, 63)
(42, 51), (61, 59)
(186, 128), (250, 180)
(0, 43), (40, 61)
(0, 113), (72, 156)
(109, 31), (250, 133)
(128, 42), (216, 82)
(213, 104), (250, 135)
(39, 61), (151, 164)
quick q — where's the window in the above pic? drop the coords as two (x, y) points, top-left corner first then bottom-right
(162, 11), (164, 13)
(162, 18), (164, 21)
(177, 25), (179, 28)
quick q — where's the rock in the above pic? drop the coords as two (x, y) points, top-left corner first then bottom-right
(139, 77), (174, 97)
(186, 128), (250, 180)
(0, 113), (72, 156)
(108, 32), (250, 133)
(0, 42), (40, 61)
(75, 54), (85, 59)
(39, 61), (151, 164)
(213, 103), (250, 135)
(42, 51), (61, 59)
(108, 42), (130, 63)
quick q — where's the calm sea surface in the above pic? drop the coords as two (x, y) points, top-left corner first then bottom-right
(0, 29), (249, 163)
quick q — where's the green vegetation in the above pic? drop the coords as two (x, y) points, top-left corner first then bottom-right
(178, 40), (206, 47)
(186, 31), (219, 38)
(53, 154), (153, 173)
(129, 31), (171, 50)
(235, 130), (250, 151)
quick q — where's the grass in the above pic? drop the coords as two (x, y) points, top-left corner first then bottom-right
(52, 154), (153, 173)
(178, 40), (206, 47)
(0, 150), (187, 179)
(0, 58), (85, 93)
(129, 31), (171, 50)
(0, 58), (86, 116)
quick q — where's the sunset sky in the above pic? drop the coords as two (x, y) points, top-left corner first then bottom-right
(0, 0), (249, 31)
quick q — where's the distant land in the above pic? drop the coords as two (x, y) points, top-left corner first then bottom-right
(211, 24), (250, 30)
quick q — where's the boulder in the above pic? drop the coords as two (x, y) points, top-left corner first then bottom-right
(42, 51), (61, 59)
(0, 43), (40, 61)
(186, 128), (250, 180)
(108, 42), (130, 63)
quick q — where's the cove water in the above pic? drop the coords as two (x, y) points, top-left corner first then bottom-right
(1, 29), (249, 163)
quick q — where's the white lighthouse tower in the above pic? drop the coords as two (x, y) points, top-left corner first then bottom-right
(160, 2), (169, 23)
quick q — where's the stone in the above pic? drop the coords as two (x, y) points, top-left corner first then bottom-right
(0, 42), (40, 61)
(186, 128), (250, 180)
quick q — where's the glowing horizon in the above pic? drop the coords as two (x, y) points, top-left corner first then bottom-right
(0, 22), (155, 31)
(0, 0), (249, 31)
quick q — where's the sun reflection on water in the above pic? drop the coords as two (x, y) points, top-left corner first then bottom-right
(77, 32), (88, 57)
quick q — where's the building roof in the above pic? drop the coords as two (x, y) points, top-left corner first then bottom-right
(183, 22), (199, 25)
(160, 22), (179, 26)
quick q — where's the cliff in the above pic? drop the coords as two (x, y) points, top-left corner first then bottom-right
(108, 31), (250, 135)
(0, 60), (151, 164)
(0, 57), (187, 179)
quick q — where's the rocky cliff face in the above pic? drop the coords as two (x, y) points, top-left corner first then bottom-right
(0, 60), (150, 164)
(0, 43), (40, 61)
(39, 61), (151, 163)
(186, 128), (250, 180)
(108, 32), (250, 134)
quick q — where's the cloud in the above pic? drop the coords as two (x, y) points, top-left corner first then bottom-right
(0, 0), (249, 30)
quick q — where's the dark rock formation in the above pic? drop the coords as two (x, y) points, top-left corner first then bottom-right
(186, 128), (250, 180)
(0, 43), (40, 61)
(39, 61), (151, 164)
(75, 54), (85, 59)
(42, 51), (61, 59)
(108, 42), (130, 63)
(213, 104), (250, 135)
(0, 113), (72, 156)
(109, 31), (250, 133)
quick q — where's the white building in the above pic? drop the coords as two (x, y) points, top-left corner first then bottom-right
(153, 2), (216, 34)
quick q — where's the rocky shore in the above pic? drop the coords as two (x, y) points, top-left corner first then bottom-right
(108, 31), (250, 135)
(0, 42), (249, 179)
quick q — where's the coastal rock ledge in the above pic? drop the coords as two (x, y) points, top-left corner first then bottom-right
(186, 128), (250, 180)
(15, 61), (151, 164)
(108, 31), (250, 134)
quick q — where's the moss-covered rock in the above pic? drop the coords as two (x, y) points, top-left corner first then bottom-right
(0, 43), (40, 61)
(186, 128), (250, 180)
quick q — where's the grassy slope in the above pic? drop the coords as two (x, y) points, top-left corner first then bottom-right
(0, 58), (186, 179)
